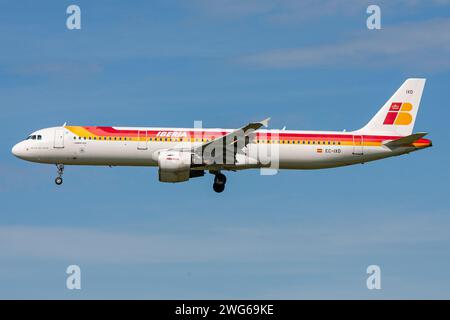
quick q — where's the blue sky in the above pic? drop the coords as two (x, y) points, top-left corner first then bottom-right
(0, 0), (449, 299)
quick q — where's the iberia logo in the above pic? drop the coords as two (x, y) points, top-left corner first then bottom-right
(383, 102), (413, 125)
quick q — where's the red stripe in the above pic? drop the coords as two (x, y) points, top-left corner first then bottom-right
(80, 126), (412, 142)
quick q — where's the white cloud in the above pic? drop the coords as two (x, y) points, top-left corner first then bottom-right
(191, 0), (450, 22)
(0, 212), (448, 264)
(9, 62), (103, 79)
(239, 18), (450, 70)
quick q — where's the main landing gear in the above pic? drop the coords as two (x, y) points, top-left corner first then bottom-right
(212, 172), (227, 193)
(55, 164), (64, 185)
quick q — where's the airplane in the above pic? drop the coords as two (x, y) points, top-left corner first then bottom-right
(11, 78), (432, 193)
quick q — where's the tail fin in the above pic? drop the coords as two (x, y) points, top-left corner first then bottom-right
(358, 78), (426, 136)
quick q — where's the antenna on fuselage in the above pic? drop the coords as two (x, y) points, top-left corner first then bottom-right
(62, 122), (67, 127)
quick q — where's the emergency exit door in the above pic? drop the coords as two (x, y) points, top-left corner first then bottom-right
(137, 130), (148, 150)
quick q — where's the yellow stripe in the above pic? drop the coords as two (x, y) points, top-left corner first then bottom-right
(65, 127), (385, 147)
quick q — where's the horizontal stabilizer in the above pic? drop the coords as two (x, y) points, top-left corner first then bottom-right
(383, 132), (428, 148)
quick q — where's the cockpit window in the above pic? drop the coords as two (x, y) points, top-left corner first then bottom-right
(25, 134), (42, 140)
(26, 134), (42, 140)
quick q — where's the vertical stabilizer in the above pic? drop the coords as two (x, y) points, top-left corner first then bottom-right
(359, 78), (426, 136)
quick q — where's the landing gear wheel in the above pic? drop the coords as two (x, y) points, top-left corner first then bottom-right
(55, 164), (64, 186)
(214, 173), (227, 185)
(213, 182), (225, 193)
(212, 172), (226, 193)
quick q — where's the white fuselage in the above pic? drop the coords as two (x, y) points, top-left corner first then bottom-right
(11, 126), (428, 171)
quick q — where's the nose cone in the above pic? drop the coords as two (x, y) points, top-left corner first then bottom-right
(12, 144), (18, 156)
(12, 143), (26, 158)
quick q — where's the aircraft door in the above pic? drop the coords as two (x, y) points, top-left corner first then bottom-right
(54, 128), (65, 148)
(352, 135), (363, 155)
(137, 130), (148, 150)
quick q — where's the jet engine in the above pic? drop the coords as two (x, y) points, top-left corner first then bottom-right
(158, 150), (203, 182)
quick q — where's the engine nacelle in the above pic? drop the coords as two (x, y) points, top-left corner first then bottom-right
(158, 150), (192, 183)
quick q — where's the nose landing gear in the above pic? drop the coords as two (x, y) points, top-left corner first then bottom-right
(55, 164), (64, 185)
(212, 172), (227, 193)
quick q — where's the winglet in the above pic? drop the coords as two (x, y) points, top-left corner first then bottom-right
(260, 117), (271, 128)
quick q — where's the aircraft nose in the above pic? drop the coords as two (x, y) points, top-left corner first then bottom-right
(11, 143), (25, 158)
(12, 144), (19, 157)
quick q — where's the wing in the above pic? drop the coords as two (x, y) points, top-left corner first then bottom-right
(192, 117), (270, 166)
(196, 117), (270, 151)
